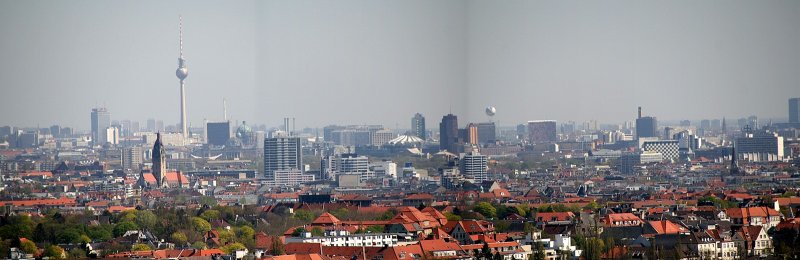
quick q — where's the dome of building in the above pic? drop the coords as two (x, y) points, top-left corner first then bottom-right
(236, 121), (253, 140)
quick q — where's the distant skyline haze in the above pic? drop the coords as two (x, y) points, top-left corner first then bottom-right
(1, 1), (798, 131)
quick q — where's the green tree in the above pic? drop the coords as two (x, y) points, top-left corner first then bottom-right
(191, 217), (211, 233)
(43, 245), (65, 259)
(293, 210), (315, 222)
(494, 220), (511, 232)
(444, 212), (462, 221)
(271, 236), (285, 255)
(199, 210), (221, 221)
(68, 247), (87, 259)
(237, 226), (255, 241)
(171, 232), (188, 245)
(376, 208), (398, 221)
(198, 196), (218, 207)
(311, 227), (325, 236)
(291, 227), (307, 237)
(117, 210), (137, 222)
(0, 215), (35, 240)
(131, 243), (152, 251)
(113, 221), (139, 237)
(135, 210), (158, 230)
(191, 241), (207, 250)
(20, 239), (38, 254)
(532, 241), (546, 260)
(220, 242), (246, 254)
(56, 228), (83, 244)
(474, 202), (497, 219)
(87, 225), (113, 241)
(365, 225), (384, 233)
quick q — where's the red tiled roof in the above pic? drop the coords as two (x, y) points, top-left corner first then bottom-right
(535, 212), (575, 222)
(1, 197), (76, 207)
(648, 220), (687, 235)
(312, 212), (341, 225)
(419, 239), (463, 252)
(20, 171), (53, 178)
(775, 197), (800, 206)
(604, 213), (642, 226)
(725, 207), (781, 222)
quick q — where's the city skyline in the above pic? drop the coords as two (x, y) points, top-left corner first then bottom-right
(1, 1), (799, 130)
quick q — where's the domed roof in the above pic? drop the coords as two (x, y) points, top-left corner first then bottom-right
(236, 121), (253, 139)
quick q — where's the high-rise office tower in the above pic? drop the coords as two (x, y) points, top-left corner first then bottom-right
(460, 123), (478, 145)
(635, 107), (657, 139)
(91, 107), (110, 146)
(263, 136), (302, 181)
(206, 121), (231, 146)
(527, 120), (558, 143)
(411, 113), (426, 140)
(790, 98), (800, 123)
(439, 114), (459, 153)
(49, 125), (60, 138)
(476, 122), (496, 144)
(175, 16), (190, 142)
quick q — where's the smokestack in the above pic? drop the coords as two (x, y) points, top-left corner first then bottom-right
(638, 107), (642, 119)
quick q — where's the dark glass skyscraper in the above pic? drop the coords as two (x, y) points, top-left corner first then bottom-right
(412, 113), (426, 140)
(91, 107), (110, 146)
(439, 114), (459, 153)
(476, 122), (496, 144)
(790, 98), (800, 123)
(206, 121), (231, 146)
(635, 107), (657, 139)
(636, 117), (658, 139)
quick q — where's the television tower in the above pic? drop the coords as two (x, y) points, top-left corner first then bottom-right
(176, 16), (189, 142)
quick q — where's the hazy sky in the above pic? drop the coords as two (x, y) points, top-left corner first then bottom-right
(1, 1), (798, 132)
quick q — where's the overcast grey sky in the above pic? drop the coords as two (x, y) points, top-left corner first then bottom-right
(1, 1), (798, 131)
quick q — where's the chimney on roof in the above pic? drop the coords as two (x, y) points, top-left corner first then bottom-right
(638, 107), (642, 119)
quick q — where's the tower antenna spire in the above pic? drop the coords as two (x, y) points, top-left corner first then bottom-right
(179, 15), (184, 59)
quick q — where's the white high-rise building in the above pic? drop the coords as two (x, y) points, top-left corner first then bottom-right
(263, 136), (302, 181)
(460, 151), (488, 182)
(105, 126), (119, 145)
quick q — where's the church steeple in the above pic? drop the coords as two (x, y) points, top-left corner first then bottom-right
(730, 142), (740, 175)
(152, 133), (167, 187)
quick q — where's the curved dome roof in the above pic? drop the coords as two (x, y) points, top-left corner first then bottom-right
(389, 135), (424, 145)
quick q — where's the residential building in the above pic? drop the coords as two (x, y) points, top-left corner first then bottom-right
(264, 136), (303, 181)
(412, 113), (426, 140)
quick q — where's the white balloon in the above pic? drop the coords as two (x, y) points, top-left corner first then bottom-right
(485, 106), (496, 116)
